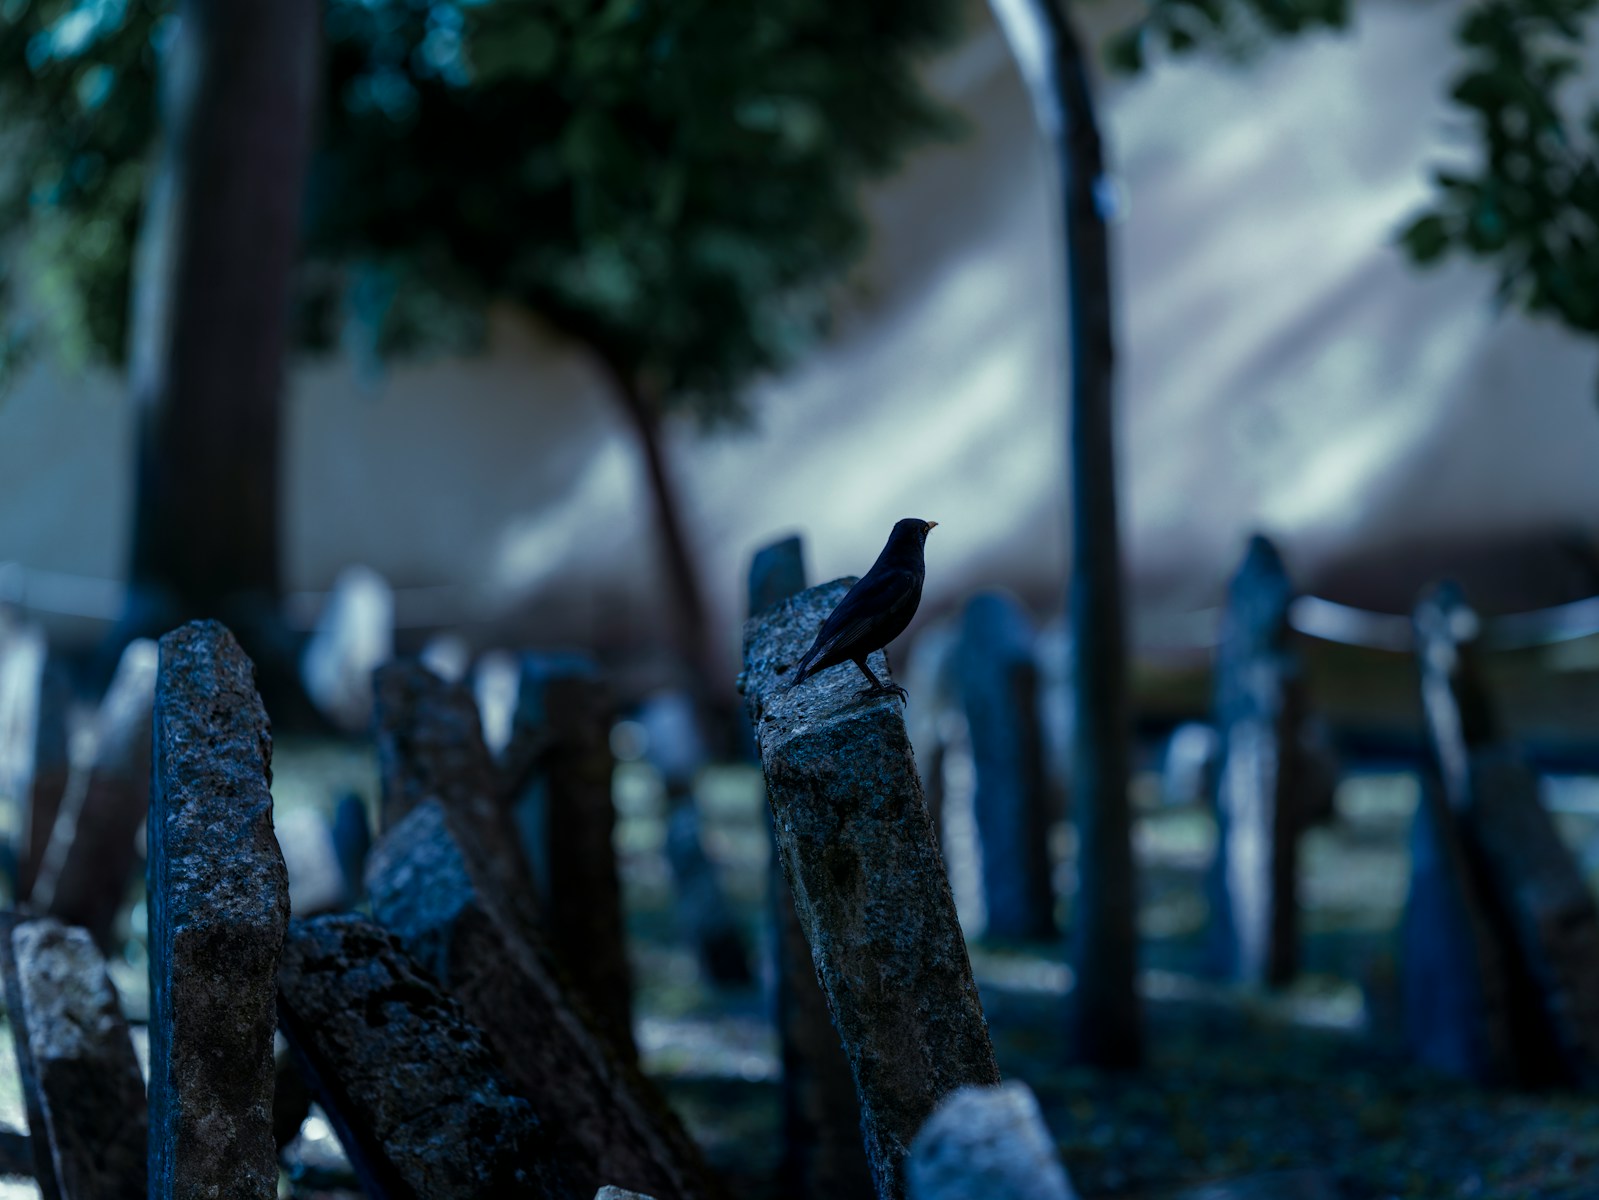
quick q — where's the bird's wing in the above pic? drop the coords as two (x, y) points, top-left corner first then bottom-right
(806, 567), (919, 663)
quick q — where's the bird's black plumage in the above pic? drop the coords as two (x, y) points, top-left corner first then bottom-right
(791, 518), (937, 701)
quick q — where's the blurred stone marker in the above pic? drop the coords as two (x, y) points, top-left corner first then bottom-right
(19, 655), (71, 905)
(300, 564), (393, 734)
(33, 639), (157, 947)
(0, 615), (43, 820)
(3, 917), (146, 1200)
(503, 652), (635, 1057)
(1205, 536), (1307, 987)
(419, 631), (471, 683)
(958, 592), (1056, 940)
(330, 791), (372, 904)
(905, 1082), (1076, 1200)
(277, 914), (581, 1199)
(639, 689), (753, 986)
(744, 579), (1001, 1199)
(749, 536), (807, 618)
(0, 912), (61, 1198)
(1160, 722), (1218, 810)
(900, 620), (959, 843)
(746, 536), (873, 1200)
(1414, 582), (1496, 814)
(1463, 750), (1599, 1087)
(1401, 766), (1522, 1085)
(596, 1189), (658, 1200)
(276, 807), (349, 916)
(473, 648), (521, 759)
(1404, 585), (1543, 1085)
(366, 799), (722, 1200)
(147, 621), (289, 1200)
(372, 660), (533, 902)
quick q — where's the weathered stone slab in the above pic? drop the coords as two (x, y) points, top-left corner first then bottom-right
(503, 653), (634, 1056)
(744, 580), (1001, 1200)
(147, 621), (289, 1200)
(367, 800), (722, 1200)
(906, 1083), (1075, 1200)
(1462, 750), (1599, 1087)
(1206, 536), (1306, 987)
(6, 918), (146, 1200)
(0, 912), (61, 1197)
(301, 564), (393, 734)
(597, 1189), (658, 1200)
(33, 640), (157, 947)
(373, 658), (535, 906)
(747, 538), (872, 1200)
(277, 914), (580, 1198)
(0, 616), (50, 901)
(958, 592), (1055, 940)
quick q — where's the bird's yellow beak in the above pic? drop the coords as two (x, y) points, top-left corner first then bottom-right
(925, 521), (938, 532)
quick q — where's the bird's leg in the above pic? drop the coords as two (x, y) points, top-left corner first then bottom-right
(852, 657), (908, 702)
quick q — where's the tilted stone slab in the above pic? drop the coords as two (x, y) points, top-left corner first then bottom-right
(372, 659), (536, 918)
(6, 918), (146, 1200)
(367, 800), (723, 1200)
(747, 536), (872, 1200)
(277, 914), (580, 1199)
(147, 620), (289, 1200)
(906, 1083), (1075, 1200)
(34, 640), (157, 947)
(744, 580), (1001, 1200)
(1463, 750), (1599, 1087)
(596, 1189), (658, 1200)
(0, 912), (61, 1198)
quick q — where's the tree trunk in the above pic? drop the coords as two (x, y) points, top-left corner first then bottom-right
(118, 0), (318, 660)
(989, 0), (1142, 1067)
(605, 364), (734, 744)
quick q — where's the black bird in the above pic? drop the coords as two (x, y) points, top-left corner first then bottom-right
(790, 518), (937, 701)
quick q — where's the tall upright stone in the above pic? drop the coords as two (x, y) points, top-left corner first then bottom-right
(367, 800), (722, 1200)
(277, 914), (581, 1199)
(33, 640), (157, 946)
(747, 538), (873, 1200)
(3, 917), (147, 1200)
(744, 580), (1001, 1200)
(147, 621), (289, 1200)
(502, 652), (634, 1057)
(1205, 536), (1307, 987)
(957, 592), (1056, 941)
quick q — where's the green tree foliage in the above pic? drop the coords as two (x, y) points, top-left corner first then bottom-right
(1398, 1), (1599, 340)
(0, 0), (961, 422)
(1102, 0), (1349, 74)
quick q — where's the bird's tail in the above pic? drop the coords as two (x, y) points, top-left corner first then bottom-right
(788, 649), (818, 689)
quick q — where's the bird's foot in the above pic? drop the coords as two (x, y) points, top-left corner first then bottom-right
(855, 683), (908, 703)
